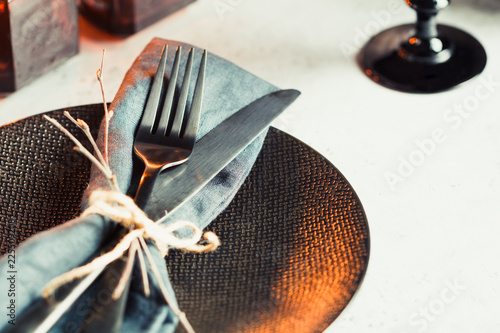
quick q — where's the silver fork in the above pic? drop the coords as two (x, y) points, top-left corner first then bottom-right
(134, 45), (206, 209)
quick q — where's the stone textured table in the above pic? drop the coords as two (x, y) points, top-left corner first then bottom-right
(1, 1), (500, 332)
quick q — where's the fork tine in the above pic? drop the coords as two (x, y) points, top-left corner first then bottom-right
(183, 49), (206, 140)
(139, 45), (168, 133)
(169, 48), (194, 138)
(133, 45), (207, 210)
(157, 46), (182, 135)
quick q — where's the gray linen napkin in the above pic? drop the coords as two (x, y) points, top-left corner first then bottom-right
(0, 38), (278, 332)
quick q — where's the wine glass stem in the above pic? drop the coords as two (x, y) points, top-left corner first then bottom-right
(415, 12), (438, 39)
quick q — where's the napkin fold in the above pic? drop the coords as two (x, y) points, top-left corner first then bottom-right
(0, 38), (278, 332)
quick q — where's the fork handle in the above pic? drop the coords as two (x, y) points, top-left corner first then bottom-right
(134, 165), (161, 209)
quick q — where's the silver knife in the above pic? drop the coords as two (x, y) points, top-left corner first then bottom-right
(145, 88), (301, 222)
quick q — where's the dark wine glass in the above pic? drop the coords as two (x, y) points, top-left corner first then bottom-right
(360, 0), (487, 93)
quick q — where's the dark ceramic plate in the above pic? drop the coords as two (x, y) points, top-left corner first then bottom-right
(0, 105), (370, 333)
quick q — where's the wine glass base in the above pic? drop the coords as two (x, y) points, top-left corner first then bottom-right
(360, 24), (487, 93)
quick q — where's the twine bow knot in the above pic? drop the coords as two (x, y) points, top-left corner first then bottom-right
(43, 190), (220, 300)
(83, 190), (220, 257)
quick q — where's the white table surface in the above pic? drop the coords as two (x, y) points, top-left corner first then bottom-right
(1, 0), (500, 332)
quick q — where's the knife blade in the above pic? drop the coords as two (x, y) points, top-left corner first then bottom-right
(145, 88), (301, 222)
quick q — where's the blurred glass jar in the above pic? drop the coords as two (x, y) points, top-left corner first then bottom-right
(78, 0), (196, 35)
(0, 0), (79, 92)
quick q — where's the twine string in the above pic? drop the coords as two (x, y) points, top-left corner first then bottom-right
(43, 190), (220, 301)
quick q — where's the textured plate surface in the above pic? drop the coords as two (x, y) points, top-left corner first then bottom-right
(0, 104), (370, 332)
